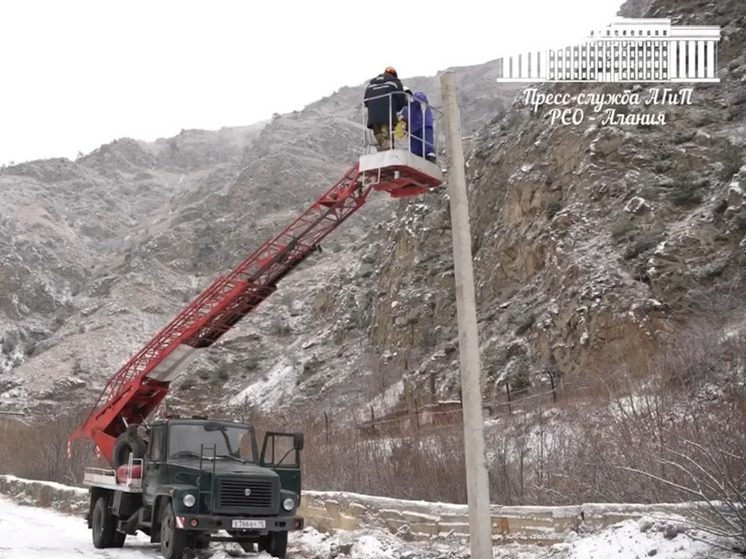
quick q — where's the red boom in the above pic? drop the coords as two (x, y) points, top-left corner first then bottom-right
(70, 165), (370, 463)
(70, 150), (442, 465)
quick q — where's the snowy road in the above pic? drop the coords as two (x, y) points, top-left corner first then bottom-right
(1, 495), (741, 559)
(0, 496), (457, 559)
(0, 496), (382, 559)
(0, 496), (156, 558)
(0, 497), (277, 558)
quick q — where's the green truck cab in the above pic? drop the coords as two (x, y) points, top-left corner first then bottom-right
(84, 418), (303, 559)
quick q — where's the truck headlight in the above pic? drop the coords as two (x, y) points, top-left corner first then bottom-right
(183, 494), (196, 508)
(282, 497), (295, 511)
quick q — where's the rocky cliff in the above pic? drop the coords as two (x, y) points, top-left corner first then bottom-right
(265, 0), (746, 419)
(355, 0), (746, 410)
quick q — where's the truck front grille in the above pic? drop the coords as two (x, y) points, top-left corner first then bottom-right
(216, 477), (278, 514)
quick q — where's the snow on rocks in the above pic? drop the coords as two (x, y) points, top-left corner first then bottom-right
(624, 196), (651, 215)
(230, 359), (298, 412)
(561, 518), (736, 559)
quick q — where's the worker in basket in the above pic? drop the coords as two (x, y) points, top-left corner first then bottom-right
(397, 91), (436, 162)
(364, 66), (407, 150)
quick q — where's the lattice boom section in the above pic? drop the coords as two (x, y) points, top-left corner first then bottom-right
(70, 166), (367, 464)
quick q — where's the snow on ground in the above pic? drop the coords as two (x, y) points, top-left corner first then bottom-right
(291, 521), (742, 559)
(289, 526), (465, 559)
(0, 496), (741, 559)
(0, 495), (279, 559)
(563, 518), (723, 558)
(0, 495), (154, 558)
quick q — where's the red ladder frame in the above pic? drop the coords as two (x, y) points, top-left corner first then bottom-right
(69, 165), (369, 463)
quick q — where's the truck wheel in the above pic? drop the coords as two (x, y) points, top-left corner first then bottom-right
(258, 531), (288, 558)
(160, 501), (186, 559)
(91, 496), (126, 548)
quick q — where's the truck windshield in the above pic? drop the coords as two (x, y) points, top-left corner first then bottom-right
(168, 423), (256, 461)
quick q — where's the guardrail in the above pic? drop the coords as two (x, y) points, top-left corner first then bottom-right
(298, 490), (701, 544)
(0, 475), (88, 513)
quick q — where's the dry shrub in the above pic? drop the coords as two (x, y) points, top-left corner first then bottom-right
(0, 412), (95, 485)
(477, 324), (745, 550)
(216, 322), (745, 523)
(237, 406), (468, 503)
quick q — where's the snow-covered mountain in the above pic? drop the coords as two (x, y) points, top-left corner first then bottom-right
(2, 0), (745, 426)
(0, 62), (518, 415)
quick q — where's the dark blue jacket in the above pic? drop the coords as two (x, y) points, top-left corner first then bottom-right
(364, 72), (406, 129)
(399, 91), (435, 157)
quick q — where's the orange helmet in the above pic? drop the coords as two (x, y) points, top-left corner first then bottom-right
(384, 66), (398, 77)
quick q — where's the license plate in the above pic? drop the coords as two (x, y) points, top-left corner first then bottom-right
(231, 519), (266, 529)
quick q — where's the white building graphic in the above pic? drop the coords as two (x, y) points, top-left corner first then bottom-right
(496, 18), (720, 83)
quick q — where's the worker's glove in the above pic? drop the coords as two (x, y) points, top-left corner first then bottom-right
(394, 120), (407, 139)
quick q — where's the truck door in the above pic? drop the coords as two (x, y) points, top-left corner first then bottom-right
(260, 432), (303, 495)
(143, 425), (166, 506)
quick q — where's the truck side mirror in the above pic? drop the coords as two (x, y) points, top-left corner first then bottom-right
(293, 433), (304, 451)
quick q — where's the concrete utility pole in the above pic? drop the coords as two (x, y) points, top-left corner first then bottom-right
(440, 71), (494, 559)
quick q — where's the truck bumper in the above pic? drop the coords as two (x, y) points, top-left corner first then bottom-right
(174, 513), (303, 533)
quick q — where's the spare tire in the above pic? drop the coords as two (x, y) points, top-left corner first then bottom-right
(112, 425), (146, 468)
